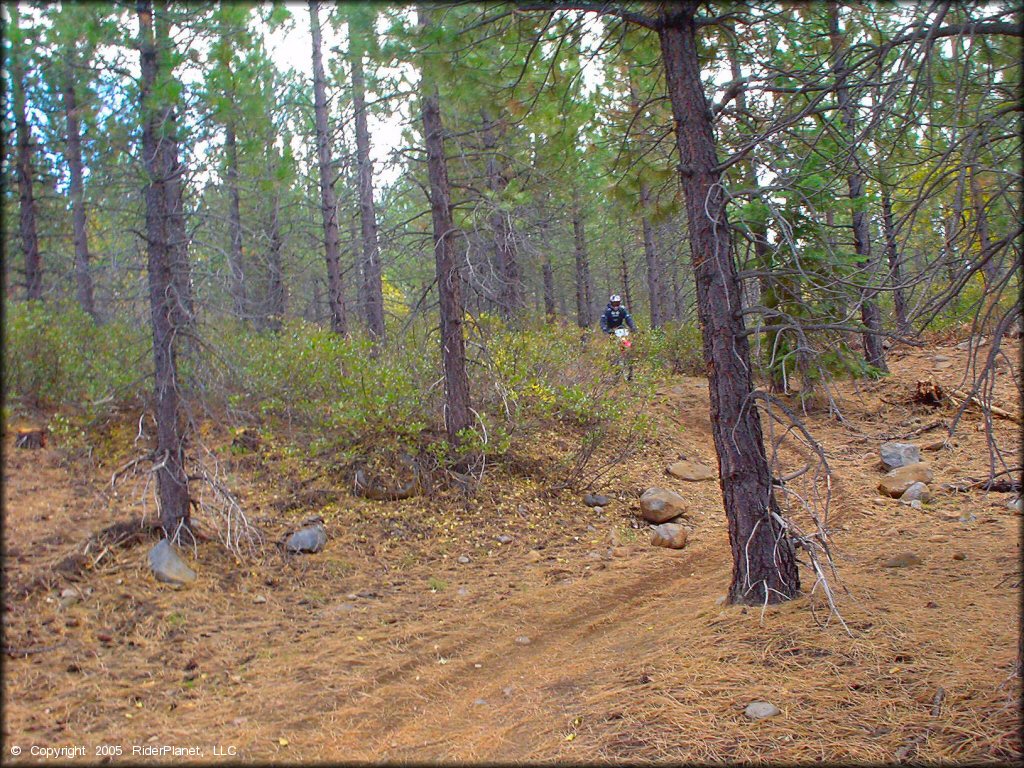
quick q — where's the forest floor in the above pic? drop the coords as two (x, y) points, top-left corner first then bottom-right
(3, 338), (1021, 764)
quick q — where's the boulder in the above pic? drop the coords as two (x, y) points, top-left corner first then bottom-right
(878, 462), (934, 498)
(666, 460), (716, 482)
(650, 523), (688, 550)
(583, 493), (610, 507)
(148, 540), (197, 585)
(880, 442), (921, 471)
(639, 488), (687, 524)
(285, 523), (327, 554)
(899, 482), (932, 503)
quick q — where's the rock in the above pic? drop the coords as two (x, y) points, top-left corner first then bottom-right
(611, 546), (629, 558)
(586, 524), (597, 532)
(514, 636), (531, 646)
(922, 438), (955, 452)
(495, 534), (513, 544)
(927, 535), (948, 543)
(584, 493), (611, 507)
(639, 488), (688, 524)
(952, 552), (967, 561)
(955, 337), (986, 350)
(666, 460), (716, 482)
(899, 482), (932, 503)
(880, 442), (921, 471)
(456, 587), (470, 598)
(744, 701), (781, 720)
(932, 355), (951, 363)
(148, 540), (197, 586)
(285, 523), (327, 554)
(526, 549), (542, 563)
(650, 523), (688, 550)
(933, 360), (953, 370)
(883, 552), (922, 568)
(926, 601), (939, 609)
(1008, 497), (1022, 514)
(473, 698), (487, 706)
(457, 555), (471, 564)
(252, 595), (267, 604)
(592, 506), (604, 514)
(878, 462), (934, 498)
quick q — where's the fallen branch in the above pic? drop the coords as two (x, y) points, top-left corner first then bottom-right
(949, 388), (1021, 424)
(3, 641), (68, 658)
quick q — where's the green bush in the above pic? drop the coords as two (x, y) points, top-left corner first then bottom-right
(3, 301), (148, 414)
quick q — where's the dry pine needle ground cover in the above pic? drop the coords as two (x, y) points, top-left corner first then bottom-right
(2, 340), (1021, 763)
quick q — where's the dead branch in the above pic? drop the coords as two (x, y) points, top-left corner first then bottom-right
(948, 388), (1021, 424)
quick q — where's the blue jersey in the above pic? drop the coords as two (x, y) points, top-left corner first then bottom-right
(600, 303), (637, 333)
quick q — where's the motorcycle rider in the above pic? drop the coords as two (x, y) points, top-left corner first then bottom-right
(599, 294), (637, 335)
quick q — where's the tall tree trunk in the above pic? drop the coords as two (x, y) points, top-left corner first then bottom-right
(543, 255), (556, 321)
(482, 109), (522, 322)
(419, 6), (472, 447)
(62, 58), (97, 319)
(572, 189), (593, 328)
(828, 3), (887, 373)
(224, 122), (247, 320)
(659, 5), (799, 605)
(881, 185), (909, 334)
(264, 187), (286, 332)
(348, 8), (386, 340)
(626, 71), (664, 328)
(138, 0), (191, 537)
(10, 6), (42, 301)
(620, 244), (633, 312)
(309, 0), (347, 334)
(970, 165), (996, 289)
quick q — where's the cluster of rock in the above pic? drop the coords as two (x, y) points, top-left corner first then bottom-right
(877, 442), (934, 504)
(637, 487), (689, 549)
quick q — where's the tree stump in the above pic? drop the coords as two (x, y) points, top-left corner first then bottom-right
(14, 428), (46, 449)
(914, 379), (945, 406)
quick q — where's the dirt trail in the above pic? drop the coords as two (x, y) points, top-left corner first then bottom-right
(3, 343), (1021, 763)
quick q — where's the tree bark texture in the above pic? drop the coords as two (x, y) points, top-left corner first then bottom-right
(881, 185), (909, 334)
(62, 58), (97, 319)
(572, 190), (593, 328)
(482, 109), (522, 322)
(828, 3), (888, 373)
(138, 0), (191, 537)
(10, 7), (42, 302)
(659, 5), (799, 605)
(309, 0), (347, 334)
(419, 6), (472, 446)
(224, 122), (248, 320)
(348, 8), (386, 340)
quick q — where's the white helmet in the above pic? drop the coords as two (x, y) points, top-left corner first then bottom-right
(609, 294), (622, 305)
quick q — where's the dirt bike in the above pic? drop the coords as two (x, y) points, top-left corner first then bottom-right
(610, 327), (634, 382)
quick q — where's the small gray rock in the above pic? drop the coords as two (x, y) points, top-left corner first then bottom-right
(593, 506), (604, 514)
(456, 587), (470, 597)
(148, 539), (197, 585)
(285, 523), (327, 554)
(457, 555), (471, 564)
(252, 595), (267, 604)
(583, 493), (610, 507)
(495, 534), (513, 544)
(900, 482), (931, 503)
(514, 635), (532, 646)
(880, 442), (921, 471)
(744, 701), (781, 720)
(1008, 496), (1022, 514)
(473, 698), (488, 706)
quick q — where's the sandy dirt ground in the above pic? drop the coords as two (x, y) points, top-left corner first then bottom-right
(3, 340), (1021, 763)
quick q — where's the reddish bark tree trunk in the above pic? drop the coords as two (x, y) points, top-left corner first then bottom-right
(828, 3), (887, 373)
(881, 185), (909, 334)
(138, 0), (191, 537)
(482, 109), (522, 322)
(62, 60), (97, 319)
(348, 8), (386, 340)
(572, 190), (593, 328)
(659, 5), (799, 605)
(10, 7), (42, 302)
(224, 122), (247, 320)
(419, 6), (472, 446)
(309, 0), (347, 334)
